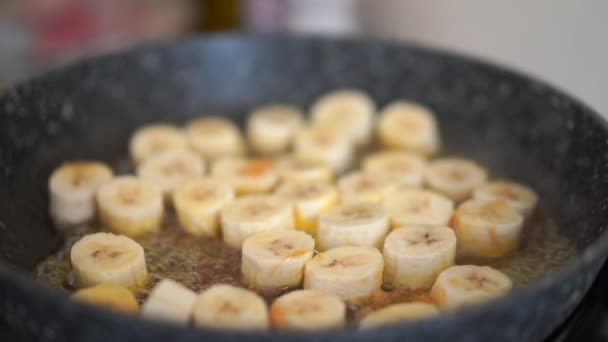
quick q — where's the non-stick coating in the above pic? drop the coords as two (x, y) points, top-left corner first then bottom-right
(1, 35), (608, 342)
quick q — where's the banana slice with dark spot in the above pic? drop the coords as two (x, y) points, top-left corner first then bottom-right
(384, 188), (454, 229)
(337, 171), (398, 204)
(362, 151), (427, 188)
(136, 149), (205, 198)
(425, 157), (487, 201)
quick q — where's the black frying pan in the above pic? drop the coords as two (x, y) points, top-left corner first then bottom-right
(1, 35), (607, 342)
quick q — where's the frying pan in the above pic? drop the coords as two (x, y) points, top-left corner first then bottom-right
(1, 35), (607, 342)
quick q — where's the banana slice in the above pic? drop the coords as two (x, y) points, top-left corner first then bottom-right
(452, 199), (524, 258)
(97, 176), (164, 236)
(173, 178), (234, 237)
(242, 230), (315, 289)
(211, 158), (278, 195)
(72, 284), (138, 313)
(270, 289), (346, 330)
(136, 149), (205, 198)
(185, 116), (244, 160)
(337, 171), (398, 204)
(294, 126), (354, 173)
(49, 161), (113, 227)
(247, 104), (304, 155)
(384, 188), (454, 229)
(362, 151), (427, 187)
(275, 181), (338, 235)
(304, 246), (384, 301)
(377, 101), (440, 156)
(220, 195), (294, 248)
(317, 202), (390, 251)
(192, 284), (269, 331)
(276, 156), (333, 184)
(430, 265), (513, 309)
(70, 232), (147, 288)
(383, 226), (456, 289)
(141, 279), (197, 324)
(311, 89), (376, 145)
(359, 302), (439, 328)
(425, 157), (488, 201)
(129, 124), (189, 165)
(473, 180), (538, 216)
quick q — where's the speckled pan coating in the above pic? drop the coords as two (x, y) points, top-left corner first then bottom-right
(1, 35), (608, 341)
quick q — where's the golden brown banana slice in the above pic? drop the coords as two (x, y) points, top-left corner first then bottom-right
(383, 226), (456, 289)
(452, 199), (524, 258)
(185, 116), (244, 160)
(247, 104), (304, 155)
(384, 188), (454, 229)
(141, 279), (197, 324)
(96, 176), (164, 236)
(136, 149), (205, 198)
(192, 284), (269, 331)
(72, 284), (138, 313)
(294, 126), (354, 173)
(362, 151), (427, 187)
(317, 202), (390, 251)
(311, 89), (376, 145)
(359, 302), (439, 328)
(473, 180), (538, 216)
(211, 157), (278, 195)
(129, 124), (189, 165)
(274, 181), (338, 235)
(70, 232), (147, 288)
(377, 101), (440, 156)
(276, 156), (334, 184)
(220, 195), (294, 248)
(241, 230), (315, 289)
(49, 161), (113, 227)
(304, 246), (384, 301)
(337, 171), (398, 204)
(430, 265), (513, 309)
(172, 178), (234, 237)
(425, 157), (488, 201)
(270, 290), (346, 330)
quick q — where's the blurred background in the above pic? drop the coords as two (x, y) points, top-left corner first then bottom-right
(0, 0), (606, 114)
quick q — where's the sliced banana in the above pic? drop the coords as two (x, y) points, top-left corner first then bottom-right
(136, 149), (205, 198)
(276, 156), (333, 184)
(211, 157), (278, 195)
(270, 289), (346, 330)
(247, 104), (304, 155)
(337, 171), (398, 204)
(473, 180), (538, 216)
(70, 232), (147, 288)
(311, 89), (376, 145)
(317, 202), (390, 251)
(383, 226), (456, 289)
(220, 195), (294, 248)
(384, 188), (454, 229)
(425, 157), (488, 201)
(359, 302), (439, 329)
(275, 181), (337, 235)
(304, 246), (384, 301)
(72, 283), (138, 313)
(97, 176), (164, 236)
(377, 101), (440, 156)
(173, 178), (234, 237)
(430, 265), (513, 309)
(362, 151), (427, 187)
(141, 279), (197, 324)
(452, 199), (524, 258)
(294, 126), (354, 173)
(185, 116), (244, 160)
(49, 161), (113, 227)
(242, 230), (315, 289)
(192, 284), (269, 331)
(129, 124), (189, 165)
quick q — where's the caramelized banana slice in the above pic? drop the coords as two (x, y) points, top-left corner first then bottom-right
(247, 104), (303, 155)
(186, 116), (244, 160)
(129, 124), (189, 165)
(212, 158), (278, 195)
(70, 232), (147, 288)
(275, 181), (338, 235)
(473, 180), (538, 216)
(72, 284), (138, 313)
(276, 156), (334, 184)
(425, 157), (487, 201)
(452, 199), (524, 258)
(359, 302), (439, 328)
(384, 188), (454, 229)
(270, 290), (346, 330)
(430, 265), (513, 309)
(362, 151), (427, 188)
(136, 149), (205, 198)
(141, 279), (197, 324)
(337, 171), (398, 204)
